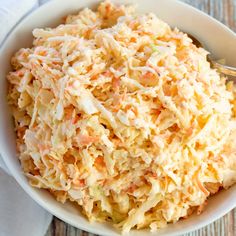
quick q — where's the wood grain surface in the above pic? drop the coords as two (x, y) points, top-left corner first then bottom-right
(46, 0), (236, 235)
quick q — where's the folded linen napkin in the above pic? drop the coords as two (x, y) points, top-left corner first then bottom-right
(0, 0), (52, 235)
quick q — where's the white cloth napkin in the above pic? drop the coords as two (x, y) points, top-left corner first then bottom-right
(0, 169), (52, 236)
(0, 0), (53, 235)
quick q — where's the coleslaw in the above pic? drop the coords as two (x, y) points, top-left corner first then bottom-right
(7, 0), (236, 233)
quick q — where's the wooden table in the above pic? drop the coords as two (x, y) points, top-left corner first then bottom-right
(46, 0), (236, 235)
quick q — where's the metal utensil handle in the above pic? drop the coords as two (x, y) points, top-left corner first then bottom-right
(212, 61), (236, 77)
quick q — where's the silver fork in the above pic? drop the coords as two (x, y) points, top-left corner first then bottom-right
(188, 34), (236, 77)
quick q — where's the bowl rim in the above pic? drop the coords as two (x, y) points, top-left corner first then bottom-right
(0, 0), (236, 235)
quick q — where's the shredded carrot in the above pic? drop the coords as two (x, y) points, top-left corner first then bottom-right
(140, 71), (158, 86)
(63, 153), (75, 164)
(164, 176), (168, 192)
(126, 184), (137, 193)
(38, 144), (50, 152)
(17, 126), (26, 139)
(144, 72), (154, 79)
(112, 89), (126, 112)
(150, 108), (161, 116)
(75, 134), (99, 146)
(64, 106), (74, 120)
(102, 70), (113, 77)
(79, 179), (85, 187)
(204, 182), (221, 194)
(35, 48), (47, 56)
(105, 3), (111, 14)
(13, 68), (26, 77)
(84, 26), (96, 38)
(186, 126), (194, 136)
(72, 115), (80, 124)
(73, 179), (85, 187)
(95, 156), (106, 167)
(112, 77), (120, 91)
(128, 20), (136, 28)
(131, 106), (138, 116)
(145, 170), (157, 178)
(196, 173), (209, 196)
(197, 201), (207, 215)
(124, 104), (138, 116)
(130, 37), (136, 43)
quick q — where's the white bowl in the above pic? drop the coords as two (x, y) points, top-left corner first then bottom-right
(0, 0), (236, 235)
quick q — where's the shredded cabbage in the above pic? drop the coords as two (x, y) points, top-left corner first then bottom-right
(7, 0), (236, 233)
